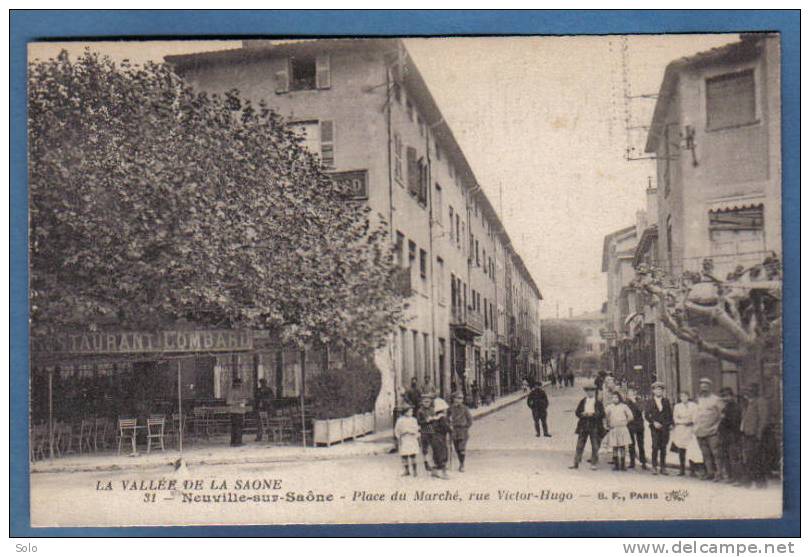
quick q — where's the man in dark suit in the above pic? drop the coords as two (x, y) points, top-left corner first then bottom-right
(645, 381), (674, 475)
(527, 381), (551, 437)
(569, 381), (604, 470)
(625, 387), (648, 470)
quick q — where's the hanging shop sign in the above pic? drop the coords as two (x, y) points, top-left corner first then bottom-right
(32, 329), (254, 355)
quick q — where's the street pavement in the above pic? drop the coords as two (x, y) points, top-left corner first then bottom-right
(30, 381), (781, 527)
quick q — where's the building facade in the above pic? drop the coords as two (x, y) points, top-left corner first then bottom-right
(166, 39), (543, 427)
(553, 310), (608, 377)
(643, 33), (781, 399)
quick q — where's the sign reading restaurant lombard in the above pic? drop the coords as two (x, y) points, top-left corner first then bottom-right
(32, 329), (253, 355)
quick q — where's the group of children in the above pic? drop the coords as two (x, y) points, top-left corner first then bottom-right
(394, 390), (473, 479)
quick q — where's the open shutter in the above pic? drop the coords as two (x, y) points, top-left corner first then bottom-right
(316, 54), (331, 89)
(275, 59), (289, 94)
(406, 146), (418, 196)
(320, 120), (335, 167)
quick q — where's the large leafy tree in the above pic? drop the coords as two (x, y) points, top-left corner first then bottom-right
(632, 254), (781, 376)
(540, 320), (585, 376)
(29, 50), (403, 352)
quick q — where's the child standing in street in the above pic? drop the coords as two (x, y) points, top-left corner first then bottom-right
(429, 398), (452, 479)
(448, 391), (473, 472)
(394, 405), (419, 477)
(604, 391), (634, 471)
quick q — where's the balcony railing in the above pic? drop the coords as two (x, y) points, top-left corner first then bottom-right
(450, 306), (484, 337)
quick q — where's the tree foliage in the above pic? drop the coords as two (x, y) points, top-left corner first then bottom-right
(29, 50), (404, 352)
(632, 255), (781, 366)
(540, 320), (586, 363)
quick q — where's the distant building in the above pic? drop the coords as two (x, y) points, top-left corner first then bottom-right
(166, 39), (543, 427)
(553, 309), (608, 377)
(643, 33), (781, 397)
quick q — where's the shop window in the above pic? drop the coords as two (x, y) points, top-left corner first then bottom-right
(706, 69), (757, 130)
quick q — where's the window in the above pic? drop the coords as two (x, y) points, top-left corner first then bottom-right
(435, 142), (441, 161)
(434, 183), (443, 223)
(288, 120), (335, 167)
(475, 240), (480, 266)
(586, 343), (593, 353)
(709, 206), (766, 275)
(406, 99), (414, 121)
(393, 133), (403, 185)
(423, 332), (430, 384)
(394, 231), (405, 267)
(449, 206), (455, 241)
(484, 297), (489, 328)
(406, 147), (428, 205)
(436, 257), (446, 304)
(419, 248), (427, 279)
(706, 69), (756, 130)
(399, 327), (408, 385)
(413, 330), (421, 381)
(455, 214), (461, 248)
(290, 56), (317, 91)
(408, 240), (416, 268)
(483, 248), (487, 274)
(417, 115), (424, 136)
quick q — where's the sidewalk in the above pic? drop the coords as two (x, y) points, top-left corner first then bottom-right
(30, 389), (529, 475)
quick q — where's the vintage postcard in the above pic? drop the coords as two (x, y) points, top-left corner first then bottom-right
(26, 33), (783, 527)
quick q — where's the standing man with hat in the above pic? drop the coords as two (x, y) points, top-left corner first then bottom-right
(694, 377), (723, 481)
(448, 391), (473, 472)
(569, 381), (605, 470)
(740, 383), (770, 488)
(527, 381), (551, 438)
(645, 381), (674, 475)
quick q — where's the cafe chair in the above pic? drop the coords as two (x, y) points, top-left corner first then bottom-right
(146, 416), (166, 454)
(117, 417), (139, 455)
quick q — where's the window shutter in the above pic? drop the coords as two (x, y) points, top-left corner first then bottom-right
(275, 59), (290, 94)
(320, 120), (335, 167)
(407, 146), (418, 195)
(316, 54), (331, 89)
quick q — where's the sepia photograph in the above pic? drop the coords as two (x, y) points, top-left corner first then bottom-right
(15, 14), (795, 534)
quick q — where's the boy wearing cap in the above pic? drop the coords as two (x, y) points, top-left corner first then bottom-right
(416, 395), (435, 472)
(569, 382), (605, 470)
(448, 391), (473, 472)
(429, 398), (452, 479)
(645, 381), (673, 475)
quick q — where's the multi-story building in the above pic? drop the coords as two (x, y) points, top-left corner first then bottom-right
(166, 39), (542, 427)
(643, 33), (781, 397)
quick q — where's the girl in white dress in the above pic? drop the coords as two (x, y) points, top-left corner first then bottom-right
(394, 405), (419, 477)
(671, 391), (698, 476)
(604, 391), (634, 471)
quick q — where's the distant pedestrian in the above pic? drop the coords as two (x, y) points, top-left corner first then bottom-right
(550, 373), (557, 388)
(624, 388), (647, 470)
(522, 378), (530, 393)
(569, 381), (605, 470)
(448, 391), (473, 472)
(740, 383), (770, 488)
(416, 394), (435, 472)
(394, 405), (419, 477)
(645, 381), (673, 475)
(527, 381), (551, 437)
(254, 378), (274, 442)
(471, 381), (480, 408)
(670, 391), (698, 476)
(604, 391), (634, 471)
(404, 378), (422, 408)
(429, 398), (452, 479)
(717, 387), (743, 484)
(694, 378), (723, 481)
